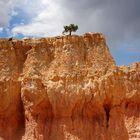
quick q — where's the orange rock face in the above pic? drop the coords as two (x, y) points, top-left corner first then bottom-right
(0, 33), (139, 140)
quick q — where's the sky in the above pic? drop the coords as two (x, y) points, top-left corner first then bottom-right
(0, 0), (140, 65)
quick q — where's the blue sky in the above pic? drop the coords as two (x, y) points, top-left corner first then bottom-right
(0, 0), (140, 65)
(110, 41), (140, 65)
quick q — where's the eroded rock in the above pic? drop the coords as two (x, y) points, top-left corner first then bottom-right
(0, 33), (139, 140)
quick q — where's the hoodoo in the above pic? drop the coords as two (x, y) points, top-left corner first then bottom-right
(0, 33), (139, 140)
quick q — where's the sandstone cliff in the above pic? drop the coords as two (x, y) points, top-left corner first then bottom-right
(0, 33), (139, 140)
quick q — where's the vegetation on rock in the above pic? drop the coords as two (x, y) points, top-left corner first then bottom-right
(62, 24), (78, 35)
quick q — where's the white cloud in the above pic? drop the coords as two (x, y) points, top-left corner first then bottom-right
(0, 0), (41, 28)
(0, 28), (3, 32)
(11, 10), (18, 16)
(0, 0), (19, 27)
(12, 0), (66, 37)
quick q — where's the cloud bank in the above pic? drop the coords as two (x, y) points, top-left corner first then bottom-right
(11, 0), (140, 41)
(0, 0), (140, 41)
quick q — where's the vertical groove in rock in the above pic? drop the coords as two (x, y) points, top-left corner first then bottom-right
(0, 40), (29, 140)
(103, 104), (111, 128)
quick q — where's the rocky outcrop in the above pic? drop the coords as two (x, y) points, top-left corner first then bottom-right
(0, 33), (139, 140)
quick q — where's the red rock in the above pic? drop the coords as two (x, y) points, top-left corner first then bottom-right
(0, 33), (139, 140)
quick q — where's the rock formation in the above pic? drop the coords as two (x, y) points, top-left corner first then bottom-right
(0, 33), (139, 140)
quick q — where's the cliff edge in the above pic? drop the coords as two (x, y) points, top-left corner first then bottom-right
(0, 33), (139, 140)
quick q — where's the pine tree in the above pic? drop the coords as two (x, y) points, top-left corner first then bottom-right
(62, 24), (78, 35)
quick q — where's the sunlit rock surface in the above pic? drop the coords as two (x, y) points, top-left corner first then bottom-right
(0, 33), (139, 140)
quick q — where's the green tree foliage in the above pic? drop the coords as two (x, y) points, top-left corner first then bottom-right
(62, 24), (78, 35)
